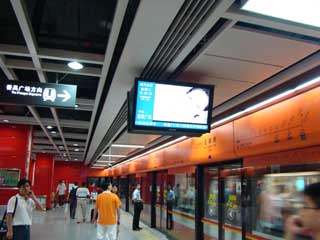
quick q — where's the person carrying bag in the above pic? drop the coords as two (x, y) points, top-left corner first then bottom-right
(0, 198), (18, 240)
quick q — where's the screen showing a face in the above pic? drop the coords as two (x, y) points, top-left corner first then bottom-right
(134, 80), (211, 131)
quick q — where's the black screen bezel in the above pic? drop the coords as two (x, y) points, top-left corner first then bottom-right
(128, 78), (214, 136)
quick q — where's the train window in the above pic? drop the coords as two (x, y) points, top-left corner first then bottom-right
(250, 171), (320, 239)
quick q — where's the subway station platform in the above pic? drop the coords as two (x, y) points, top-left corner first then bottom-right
(30, 207), (168, 240)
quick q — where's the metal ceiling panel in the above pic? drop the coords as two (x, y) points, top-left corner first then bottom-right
(205, 26), (320, 67)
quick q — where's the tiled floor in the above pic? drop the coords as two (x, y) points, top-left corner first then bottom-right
(30, 206), (168, 240)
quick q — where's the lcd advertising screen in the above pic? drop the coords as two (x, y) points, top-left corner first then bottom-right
(128, 79), (214, 136)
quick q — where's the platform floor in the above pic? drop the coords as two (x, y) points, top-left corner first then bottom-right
(30, 206), (168, 240)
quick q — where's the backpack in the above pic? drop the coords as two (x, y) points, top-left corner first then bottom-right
(69, 187), (78, 201)
(0, 197), (18, 236)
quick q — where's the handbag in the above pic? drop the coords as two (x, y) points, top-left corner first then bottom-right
(0, 197), (18, 238)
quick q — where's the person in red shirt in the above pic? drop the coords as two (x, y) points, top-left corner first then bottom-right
(88, 182), (96, 194)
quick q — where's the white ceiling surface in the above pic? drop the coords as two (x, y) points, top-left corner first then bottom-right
(86, 0), (186, 163)
(179, 26), (320, 106)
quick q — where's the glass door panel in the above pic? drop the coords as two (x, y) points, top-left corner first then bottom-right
(203, 167), (219, 240)
(222, 175), (242, 240)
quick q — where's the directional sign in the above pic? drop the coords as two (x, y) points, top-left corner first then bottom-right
(0, 81), (77, 108)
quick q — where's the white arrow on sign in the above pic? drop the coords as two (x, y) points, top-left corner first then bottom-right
(57, 90), (71, 102)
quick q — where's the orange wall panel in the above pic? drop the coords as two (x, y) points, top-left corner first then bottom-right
(234, 87), (320, 157)
(189, 122), (236, 164)
(118, 123), (236, 175)
(87, 168), (108, 177)
(244, 146), (320, 167)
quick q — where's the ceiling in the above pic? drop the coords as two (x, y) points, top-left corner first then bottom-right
(0, 0), (319, 168)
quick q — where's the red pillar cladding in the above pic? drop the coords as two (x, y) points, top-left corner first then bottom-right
(0, 124), (32, 205)
(33, 153), (55, 209)
(53, 161), (88, 192)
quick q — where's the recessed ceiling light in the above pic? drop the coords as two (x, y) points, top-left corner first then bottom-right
(59, 146), (64, 149)
(47, 125), (53, 129)
(241, 0), (320, 28)
(73, 144), (78, 146)
(74, 158), (78, 161)
(51, 131), (57, 134)
(75, 104), (79, 108)
(67, 61), (83, 70)
(74, 149), (79, 152)
(3, 120), (9, 123)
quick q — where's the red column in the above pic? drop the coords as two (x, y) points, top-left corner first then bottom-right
(33, 153), (55, 209)
(0, 124), (32, 204)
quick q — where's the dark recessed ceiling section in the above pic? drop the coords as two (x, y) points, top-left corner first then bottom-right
(26, 0), (118, 54)
(0, 0), (26, 46)
(57, 108), (91, 122)
(14, 69), (40, 82)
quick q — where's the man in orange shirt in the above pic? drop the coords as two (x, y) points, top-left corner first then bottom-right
(92, 182), (121, 240)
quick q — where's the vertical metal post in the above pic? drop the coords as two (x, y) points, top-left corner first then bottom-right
(241, 171), (249, 240)
(151, 171), (157, 228)
(195, 165), (204, 240)
(218, 168), (224, 240)
(125, 175), (130, 212)
(25, 126), (33, 179)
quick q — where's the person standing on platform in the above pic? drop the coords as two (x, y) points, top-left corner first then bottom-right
(132, 184), (143, 231)
(56, 180), (66, 206)
(166, 184), (175, 230)
(92, 183), (121, 240)
(6, 179), (44, 240)
(75, 182), (90, 223)
(68, 182), (78, 219)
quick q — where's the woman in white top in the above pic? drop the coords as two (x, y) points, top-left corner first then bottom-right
(56, 180), (66, 206)
(6, 179), (44, 240)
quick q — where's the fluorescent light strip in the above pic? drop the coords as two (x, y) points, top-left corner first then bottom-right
(97, 161), (115, 163)
(111, 144), (145, 148)
(211, 76), (320, 127)
(241, 0), (320, 28)
(102, 154), (126, 157)
(115, 136), (187, 168)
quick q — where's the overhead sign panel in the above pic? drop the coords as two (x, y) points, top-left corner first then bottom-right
(0, 81), (77, 108)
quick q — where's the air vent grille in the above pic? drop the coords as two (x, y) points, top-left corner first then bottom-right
(141, 0), (217, 80)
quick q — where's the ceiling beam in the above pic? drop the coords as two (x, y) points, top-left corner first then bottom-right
(223, 7), (320, 40)
(0, 55), (18, 80)
(33, 139), (86, 147)
(5, 58), (102, 77)
(0, 115), (90, 129)
(0, 44), (104, 65)
(33, 131), (88, 140)
(33, 145), (85, 151)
